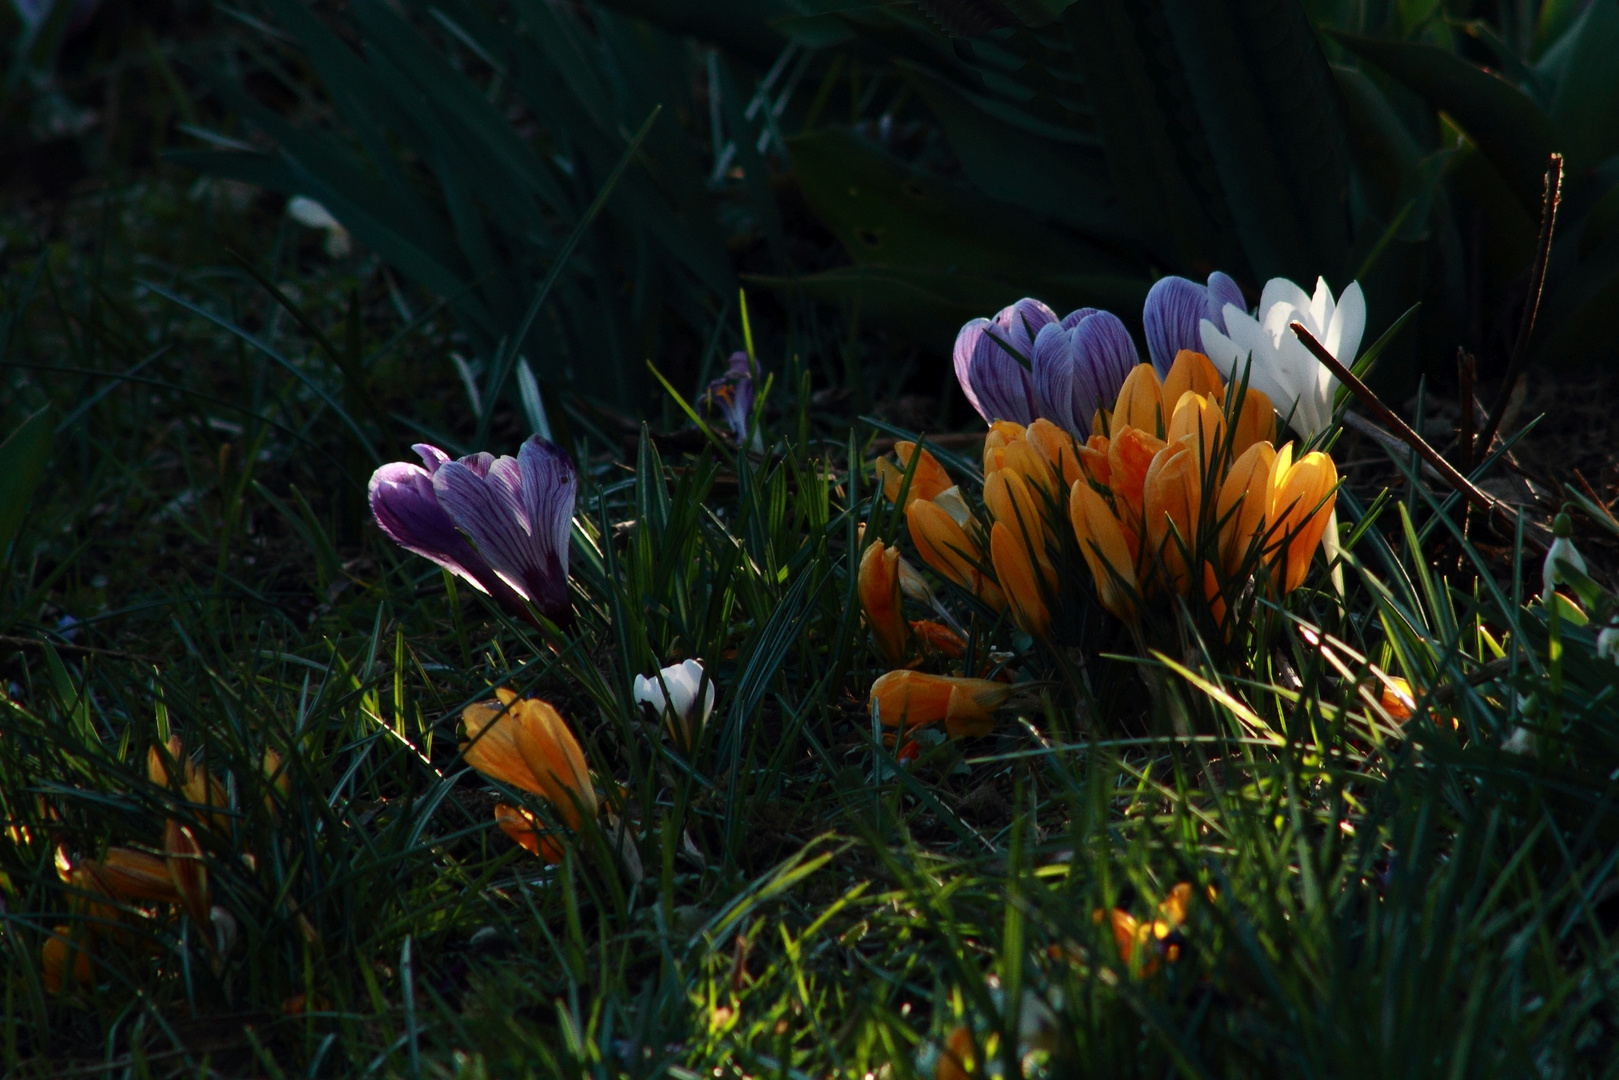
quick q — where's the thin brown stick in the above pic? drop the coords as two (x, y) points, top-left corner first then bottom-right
(1289, 321), (1495, 512)
(1457, 348), (1476, 474)
(1476, 152), (1563, 453)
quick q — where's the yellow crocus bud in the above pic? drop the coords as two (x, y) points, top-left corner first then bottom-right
(1268, 445), (1339, 593)
(163, 819), (210, 927)
(1226, 384), (1277, 458)
(905, 498), (1005, 610)
(1215, 441), (1276, 575)
(1069, 480), (1140, 620)
(989, 520), (1053, 639)
(41, 927), (94, 994)
(859, 540), (911, 665)
(876, 441), (953, 507)
(1165, 391), (1225, 471)
(867, 670), (1014, 739)
(1025, 418), (1086, 489)
(462, 692), (597, 831)
(1105, 426), (1167, 538)
(1112, 364), (1165, 438)
(1142, 439), (1202, 596)
(1162, 349), (1225, 407)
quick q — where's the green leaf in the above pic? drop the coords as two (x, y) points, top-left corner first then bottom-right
(895, 59), (1125, 238)
(0, 407), (52, 560)
(786, 127), (1128, 280)
(1157, 0), (1353, 284)
(1334, 31), (1557, 214)
(744, 265), (1147, 351)
(1058, 1), (1248, 277)
(1546, 0), (1619, 176)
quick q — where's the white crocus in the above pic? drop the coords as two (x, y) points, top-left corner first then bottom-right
(1202, 276), (1364, 597)
(633, 659), (716, 749)
(1199, 276), (1365, 443)
(1597, 619), (1618, 666)
(287, 195), (353, 258)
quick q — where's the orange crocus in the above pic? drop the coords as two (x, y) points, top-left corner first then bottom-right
(868, 670), (1014, 739)
(909, 619), (966, 658)
(41, 927), (94, 994)
(462, 691), (597, 833)
(163, 819), (210, 926)
(905, 498), (1005, 610)
(1069, 481), (1140, 620)
(494, 802), (564, 863)
(1111, 364), (1166, 437)
(1105, 426), (1167, 537)
(990, 520), (1053, 639)
(149, 738), (230, 833)
(1141, 439), (1202, 596)
(859, 540), (911, 664)
(1165, 391), (1226, 472)
(1098, 882), (1196, 975)
(77, 847), (185, 906)
(1215, 441), (1276, 576)
(935, 1026), (977, 1080)
(1267, 445), (1339, 593)
(1025, 418), (1086, 490)
(1162, 350), (1225, 407)
(1226, 384), (1277, 458)
(1077, 433), (1112, 487)
(876, 441), (953, 507)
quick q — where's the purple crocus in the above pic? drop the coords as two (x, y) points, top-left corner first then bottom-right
(1142, 272), (1247, 376)
(703, 351), (756, 444)
(368, 436), (577, 627)
(1030, 308), (1139, 438)
(953, 298), (1056, 425)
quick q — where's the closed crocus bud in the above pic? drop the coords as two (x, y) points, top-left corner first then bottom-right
(1106, 426), (1168, 537)
(1031, 308), (1139, 437)
(462, 690), (597, 831)
(41, 928), (94, 995)
(1143, 272), (1246, 376)
(633, 659), (717, 750)
(983, 469), (1049, 551)
(702, 351), (755, 443)
(163, 819), (210, 927)
(1166, 391), (1225, 471)
(1216, 441), (1276, 575)
(990, 520), (1053, 638)
(494, 802), (562, 863)
(1595, 617), (1618, 665)
(1025, 418), (1086, 489)
(953, 299), (1056, 424)
(1161, 349), (1227, 408)
(1377, 676), (1416, 721)
(1077, 433), (1112, 486)
(1142, 439), (1202, 596)
(906, 499), (1005, 610)
(876, 442), (953, 507)
(148, 739), (229, 835)
(1226, 383), (1277, 458)
(80, 847), (185, 906)
(1070, 480), (1140, 620)
(1111, 365), (1166, 438)
(868, 670), (1015, 739)
(1267, 445), (1339, 593)
(858, 542), (911, 665)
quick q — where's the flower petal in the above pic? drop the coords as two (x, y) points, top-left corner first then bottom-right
(1143, 276), (1210, 376)
(369, 461), (516, 603)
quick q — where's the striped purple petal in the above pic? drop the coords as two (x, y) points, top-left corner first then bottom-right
(1143, 272), (1247, 376)
(1032, 310), (1140, 438)
(432, 436), (577, 624)
(368, 457), (524, 611)
(953, 298), (1054, 424)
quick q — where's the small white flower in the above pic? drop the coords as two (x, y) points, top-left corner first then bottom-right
(1541, 537), (1587, 601)
(1200, 276), (1365, 442)
(286, 196), (353, 258)
(1597, 620), (1618, 665)
(633, 660), (716, 748)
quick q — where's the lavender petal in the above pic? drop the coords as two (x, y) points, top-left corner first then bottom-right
(368, 461), (520, 607)
(1143, 276), (1210, 376)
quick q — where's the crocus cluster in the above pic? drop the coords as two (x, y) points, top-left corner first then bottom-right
(41, 737), (281, 994)
(461, 690), (597, 864)
(369, 435), (577, 627)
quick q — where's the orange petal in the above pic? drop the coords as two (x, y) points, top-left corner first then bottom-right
(462, 700), (546, 795)
(1142, 439), (1202, 596)
(859, 541), (910, 665)
(1112, 364), (1165, 438)
(1227, 385), (1277, 457)
(1069, 480), (1140, 620)
(1165, 391), (1224, 473)
(1163, 350), (1225, 407)
(1269, 449), (1338, 593)
(511, 698), (598, 831)
(1106, 426), (1167, 535)
(989, 520), (1052, 640)
(164, 819), (210, 926)
(909, 619), (966, 658)
(868, 670), (1012, 734)
(1216, 441), (1276, 576)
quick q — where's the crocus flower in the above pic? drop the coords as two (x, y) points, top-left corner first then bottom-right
(1031, 308), (1138, 438)
(148, 738), (230, 834)
(876, 442), (953, 508)
(868, 670), (1015, 739)
(370, 436), (577, 627)
(953, 298), (1056, 424)
(703, 351), (757, 445)
(41, 927), (94, 994)
(1267, 444), (1339, 594)
(906, 497), (1004, 610)
(989, 520), (1053, 639)
(1597, 617), (1618, 665)
(633, 659), (717, 749)
(1143, 272), (1246, 376)
(859, 541), (911, 665)
(1199, 276), (1364, 442)
(1099, 882), (1196, 975)
(462, 690), (596, 859)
